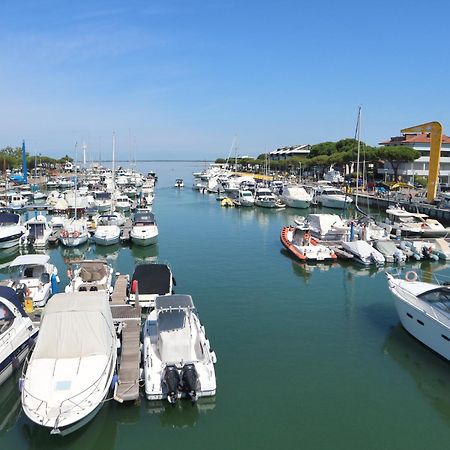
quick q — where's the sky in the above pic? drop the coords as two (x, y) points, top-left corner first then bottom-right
(1, 0), (449, 160)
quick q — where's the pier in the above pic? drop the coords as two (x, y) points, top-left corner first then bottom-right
(110, 274), (141, 403)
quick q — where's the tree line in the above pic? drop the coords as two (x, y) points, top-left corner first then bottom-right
(0, 146), (73, 170)
(215, 138), (420, 181)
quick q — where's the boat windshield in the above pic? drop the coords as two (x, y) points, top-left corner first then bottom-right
(398, 216), (421, 224)
(418, 287), (450, 312)
(0, 302), (14, 334)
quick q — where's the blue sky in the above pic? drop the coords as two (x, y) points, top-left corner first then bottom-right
(0, 0), (449, 160)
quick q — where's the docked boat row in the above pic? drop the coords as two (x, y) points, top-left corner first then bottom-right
(0, 258), (217, 436)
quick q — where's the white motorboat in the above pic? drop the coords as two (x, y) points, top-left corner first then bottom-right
(314, 185), (352, 209)
(254, 187), (285, 208)
(0, 286), (38, 387)
(373, 240), (406, 264)
(0, 212), (26, 248)
(386, 273), (450, 360)
(32, 191), (47, 202)
(341, 240), (385, 266)
(114, 194), (131, 212)
(143, 294), (217, 403)
(21, 214), (53, 247)
(93, 192), (112, 213)
(236, 189), (255, 207)
(432, 238), (450, 261)
(6, 255), (58, 308)
(49, 213), (67, 229)
(281, 186), (312, 209)
(59, 218), (89, 247)
(93, 214), (122, 246)
(65, 260), (113, 294)
(21, 291), (117, 435)
(129, 264), (174, 308)
(385, 207), (450, 238)
(130, 212), (158, 246)
(174, 179), (184, 188)
(299, 214), (350, 241)
(7, 193), (28, 210)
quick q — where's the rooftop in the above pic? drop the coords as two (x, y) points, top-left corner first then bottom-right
(380, 132), (450, 146)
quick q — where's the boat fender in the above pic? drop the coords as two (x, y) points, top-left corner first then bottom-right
(131, 279), (138, 294)
(18, 377), (24, 393)
(405, 271), (418, 282)
(111, 373), (119, 391)
(51, 274), (58, 294)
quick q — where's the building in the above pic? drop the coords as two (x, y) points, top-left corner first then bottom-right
(269, 144), (310, 160)
(379, 132), (450, 183)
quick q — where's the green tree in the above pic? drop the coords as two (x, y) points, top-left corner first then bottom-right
(376, 146), (420, 181)
(309, 142), (336, 158)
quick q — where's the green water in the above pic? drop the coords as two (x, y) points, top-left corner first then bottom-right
(0, 162), (450, 450)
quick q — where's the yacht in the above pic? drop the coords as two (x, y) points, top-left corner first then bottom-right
(59, 218), (89, 247)
(7, 193), (28, 210)
(93, 192), (112, 213)
(0, 212), (26, 248)
(236, 189), (255, 207)
(65, 260), (113, 294)
(21, 214), (53, 247)
(384, 207), (450, 238)
(130, 212), (158, 246)
(129, 263), (174, 308)
(254, 187), (285, 208)
(143, 294), (217, 403)
(93, 215), (121, 246)
(21, 292), (117, 435)
(7, 255), (58, 308)
(114, 194), (131, 212)
(281, 186), (312, 209)
(314, 184), (352, 209)
(0, 286), (38, 387)
(386, 273), (450, 360)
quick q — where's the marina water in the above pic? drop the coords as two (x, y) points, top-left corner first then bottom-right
(0, 161), (450, 449)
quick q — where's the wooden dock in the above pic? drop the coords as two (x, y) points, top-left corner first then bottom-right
(110, 274), (142, 403)
(120, 218), (133, 243)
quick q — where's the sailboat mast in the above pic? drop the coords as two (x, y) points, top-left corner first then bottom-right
(111, 132), (116, 213)
(355, 106), (362, 208)
(74, 142), (78, 220)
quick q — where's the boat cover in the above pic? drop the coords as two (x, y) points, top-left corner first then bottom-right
(0, 212), (20, 224)
(374, 240), (398, 256)
(33, 292), (114, 360)
(10, 254), (50, 267)
(132, 264), (171, 295)
(79, 261), (108, 282)
(133, 212), (155, 224)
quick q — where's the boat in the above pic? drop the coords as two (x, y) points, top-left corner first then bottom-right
(143, 294), (217, 403)
(384, 207), (450, 238)
(400, 240), (438, 261)
(323, 168), (344, 183)
(21, 291), (117, 435)
(174, 179), (184, 188)
(59, 218), (89, 247)
(280, 186), (312, 209)
(32, 191), (47, 202)
(130, 212), (158, 246)
(21, 214), (53, 247)
(0, 212), (26, 248)
(6, 255), (58, 308)
(280, 226), (337, 262)
(0, 286), (38, 387)
(7, 193), (28, 210)
(129, 263), (174, 308)
(341, 240), (385, 266)
(432, 238), (450, 260)
(386, 272), (450, 360)
(236, 189), (255, 207)
(373, 240), (406, 264)
(65, 260), (113, 294)
(93, 214), (121, 246)
(220, 198), (234, 207)
(313, 184), (352, 209)
(93, 192), (112, 213)
(298, 214), (350, 241)
(114, 194), (131, 212)
(254, 187), (285, 208)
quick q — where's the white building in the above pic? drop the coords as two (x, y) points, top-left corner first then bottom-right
(379, 132), (450, 183)
(269, 144), (310, 160)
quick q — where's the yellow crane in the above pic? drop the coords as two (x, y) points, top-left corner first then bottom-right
(401, 121), (443, 201)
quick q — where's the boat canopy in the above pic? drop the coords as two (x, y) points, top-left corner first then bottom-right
(132, 264), (171, 295)
(10, 255), (50, 267)
(78, 261), (108, 282)
(33, 292), (114, 360)
(133, 212), (155, 224)
(0, 286), (27, 317)
(0, 212), (20, 225)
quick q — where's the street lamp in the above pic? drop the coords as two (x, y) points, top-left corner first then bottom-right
(384, 169), (388, 182)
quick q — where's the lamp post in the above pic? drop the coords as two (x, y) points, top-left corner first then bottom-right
(384, 169), (388, 183)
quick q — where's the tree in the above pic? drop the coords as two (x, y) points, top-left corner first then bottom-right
(309, 142), (336, 158)
(376, 146), (420, 181)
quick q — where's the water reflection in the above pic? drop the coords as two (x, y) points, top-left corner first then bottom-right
(130, 243), (159, 264)
(383, 325), (450, 424)
(0, 373), (21, 436)
(145, 398), (215, 428)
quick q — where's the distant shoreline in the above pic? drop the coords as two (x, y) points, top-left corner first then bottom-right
(101, 160), (214, 163)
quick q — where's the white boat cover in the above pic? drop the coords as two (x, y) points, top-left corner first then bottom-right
(10, 254), (50, 267)
(33, 292), (114, 360)
(343, 240), (385, 263)
(308, 214), (349, 234)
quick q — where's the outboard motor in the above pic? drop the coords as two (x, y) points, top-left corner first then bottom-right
(181, 363), (199, 403)
(163, 365), (180, 404)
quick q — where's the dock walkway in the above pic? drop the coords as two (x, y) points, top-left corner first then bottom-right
(110, 274), (141, 403)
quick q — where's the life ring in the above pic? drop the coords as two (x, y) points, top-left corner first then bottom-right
(405, 271), (418, 282)
(421, 223), (426, 229)
(61, 229), (69, 238)
(25, 287), (31, 297)
(72, 231), (80, 238)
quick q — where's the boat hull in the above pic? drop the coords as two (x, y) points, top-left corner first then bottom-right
(59, 234), (89, 247)
(0, 233), (23, 249)
(282, 198), (310, 209)
(94, 235), (120, 246)
(394, 296), (450, 361)
(131, 235), (158, 246)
